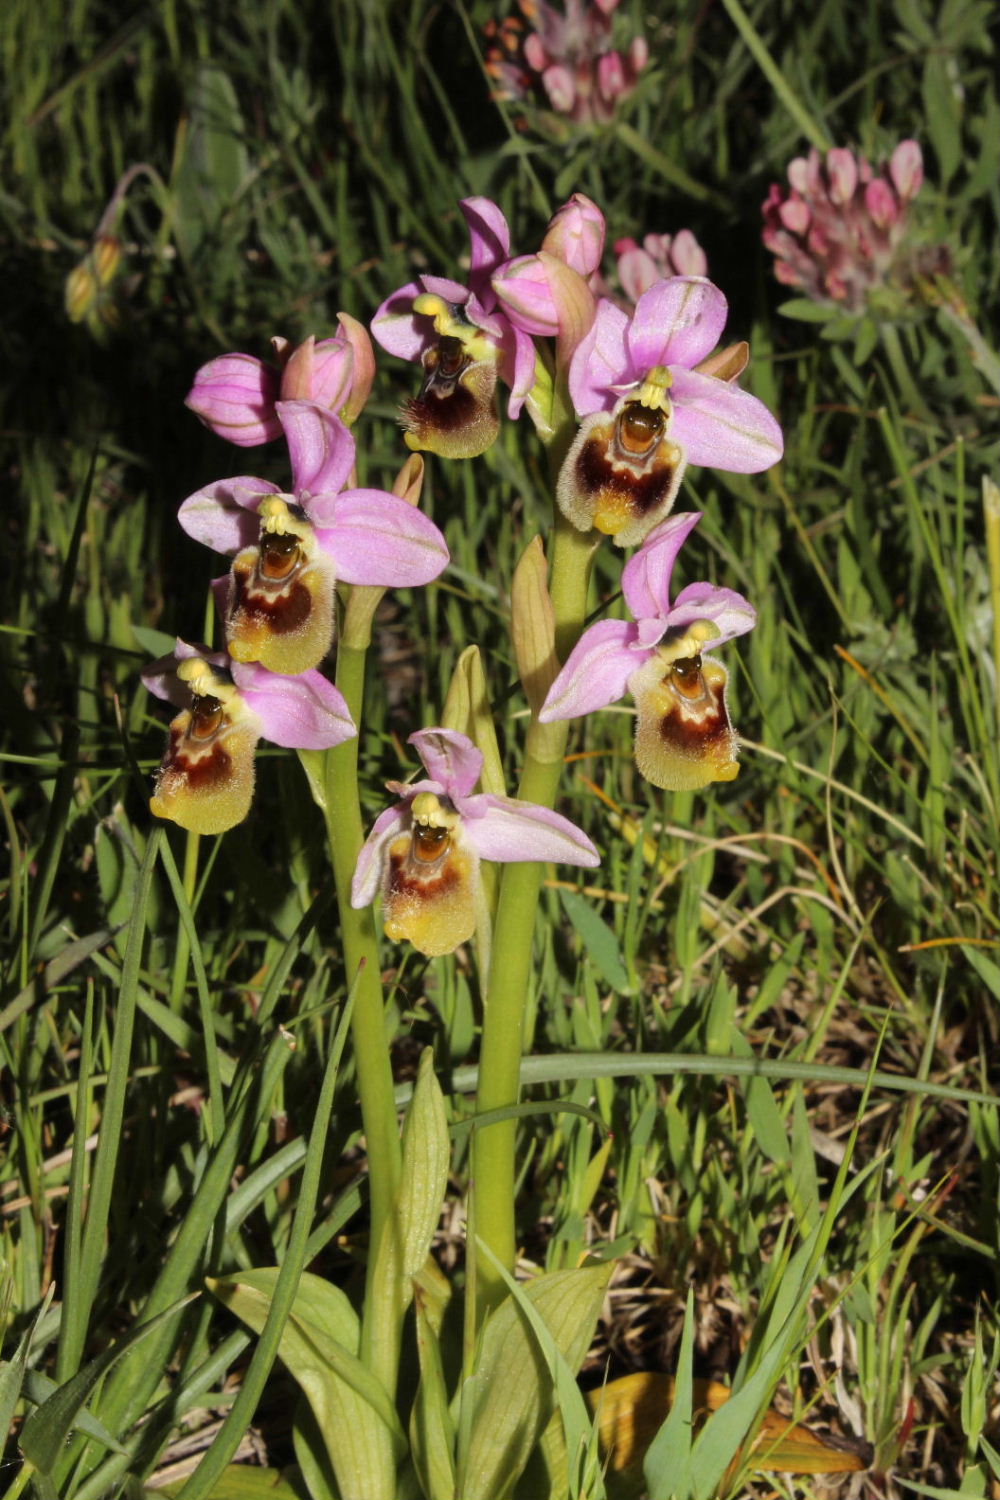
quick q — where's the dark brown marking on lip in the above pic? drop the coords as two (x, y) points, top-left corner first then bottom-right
(387, 848), (461, 902)
(574, 433), (679, 519)
(164, 726), (234, 791)
(231, 556), (313, 635)
(659, 698), (730, 755)
(404, 384), (480, 434)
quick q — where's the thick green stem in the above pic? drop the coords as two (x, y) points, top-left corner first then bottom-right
(472, 513), (597, 1317)
(318, 635), (402, 1388)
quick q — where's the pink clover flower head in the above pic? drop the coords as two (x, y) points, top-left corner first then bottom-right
(484, 0), (648, 129)
(185, 317), (376, 447)
(615, 230), (710, 306)
(762, 140), (941, 315)
(352, 727), (599, 955)
(557, 277), (783, 546)
(142, 639), (355, 834)
(177, 401), (449, 675)
(540, 512), (756, 790)
(371, 198), (537, 453)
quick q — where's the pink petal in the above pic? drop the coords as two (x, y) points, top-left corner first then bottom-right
(669, 367), (784, 472)
(504, 324), (542, 418)
(461, 198), (511, 295)
(617, 245), (659, 304)
(628, 277), (728, 372)
(621, 511), (703, 620)
(568, 298), (631, 415)
(410, 728), (482, 799)
(177, 477), (280, 554)
(371, 281), (430, 361)
(668, 581), (756, 644)
(351, 804), (409, 908)
(312, 490), (449, 586)
(461, 795), (599, 867)
(231, 663), (356, 749)
(538, 619), (643, 723)
(276, 401), (356, 500)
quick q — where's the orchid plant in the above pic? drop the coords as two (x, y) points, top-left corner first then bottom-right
(141, 188), (783, 1500)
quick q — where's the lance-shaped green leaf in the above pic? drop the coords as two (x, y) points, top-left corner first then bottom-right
(20, 1296), (195, 1474)
(159, 1466), (304, 1498)
(208, 1270), (399, 1500)
(409, 1280), (457, 1500)
(456, 1262), (612, 1500)
(369, 1047), (451, 1385)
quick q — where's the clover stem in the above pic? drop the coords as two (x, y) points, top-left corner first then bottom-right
(472, 510), (597, 1319)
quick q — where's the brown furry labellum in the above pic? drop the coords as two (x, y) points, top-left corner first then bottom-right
(557, 394), (686, 548)
(225, 497), (335, 675)
(382, 791), (477, 955)
(401, 333), (501, 459)
(630, 651), (740, 790)
(150, 691), (260, 834)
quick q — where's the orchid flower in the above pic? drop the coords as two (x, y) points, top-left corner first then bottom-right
(177, 401), (449, 676)
(371, 198), (537, 457)
(142, 640), (356, 834)
(539, 512), (756, 790)
(352, 728), (599, 956)
(185, 317), (376, 447)
(558, 276), (784, 546)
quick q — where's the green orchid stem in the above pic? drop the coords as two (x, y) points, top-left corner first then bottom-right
(318, 633), (402, 1391)
(473, 512), (598, 1319)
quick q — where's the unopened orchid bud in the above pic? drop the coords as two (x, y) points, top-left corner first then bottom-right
(392, 453), (425, 506)
(825, 148), (858, 205)
(493, 252), (596, 364)
(542, 193), (606, 277)
(65, 263), (99, 324)
(890, 139), (923, 200)
(280, 334), (351, 411)
(695, 341), (749, 383)
(511, 535), (559, 720)
(92, 235), (123, 287)
(185, 354), (282, 446)
(335, 313), (377, 423)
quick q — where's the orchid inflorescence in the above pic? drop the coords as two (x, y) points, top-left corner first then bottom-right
(144, 189), (783, 957)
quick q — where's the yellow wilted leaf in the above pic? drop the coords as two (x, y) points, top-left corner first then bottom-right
(586, 1371), (867, 1478)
